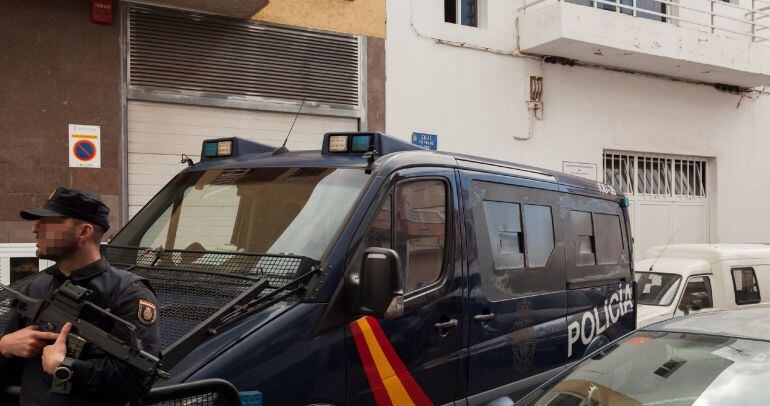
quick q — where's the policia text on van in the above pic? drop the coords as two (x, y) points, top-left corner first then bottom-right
(1, 133), (635, 405)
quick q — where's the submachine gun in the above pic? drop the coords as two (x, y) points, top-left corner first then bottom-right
(0, 281), (169, 394)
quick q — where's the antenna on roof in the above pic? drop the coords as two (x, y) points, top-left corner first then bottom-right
(649, 228), (679, 272)
(273, 99), (305, 155)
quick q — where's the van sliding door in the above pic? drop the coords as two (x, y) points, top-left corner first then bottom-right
(460, 171), (568, 404)
(561, 193), (634, 361)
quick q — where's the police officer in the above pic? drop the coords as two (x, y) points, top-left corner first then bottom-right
(0, 187), (161, 405)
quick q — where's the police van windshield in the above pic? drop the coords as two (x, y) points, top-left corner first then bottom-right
(635, 271), (682, 306)
(111, 167), (370, 260)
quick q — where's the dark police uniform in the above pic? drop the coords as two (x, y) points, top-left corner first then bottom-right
(0, 188), (162, 405)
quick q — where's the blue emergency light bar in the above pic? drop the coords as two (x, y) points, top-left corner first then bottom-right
(200, 137), (275, 161)
(322, 132), (423, 156)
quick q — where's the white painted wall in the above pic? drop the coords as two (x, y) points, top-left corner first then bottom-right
(387, 0), (770, 246)
(517, 1), (770, 87)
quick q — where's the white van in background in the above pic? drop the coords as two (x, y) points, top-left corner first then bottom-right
(635, 244), (770, 327)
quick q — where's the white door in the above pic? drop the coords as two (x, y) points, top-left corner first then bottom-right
(127, 101), (359, 218)
(605, 152), (709, 258)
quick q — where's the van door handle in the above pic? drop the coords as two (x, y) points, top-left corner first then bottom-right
(433, 319), (459, 331)
(473, 313), (496, 322)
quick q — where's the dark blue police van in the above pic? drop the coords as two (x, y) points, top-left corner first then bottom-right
(2, 132), (635, 405)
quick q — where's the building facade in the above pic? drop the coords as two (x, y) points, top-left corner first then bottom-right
(0, 0), (385, 282)
(386, 0), (770, 254)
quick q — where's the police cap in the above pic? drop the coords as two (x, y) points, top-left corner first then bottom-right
(20, 187), (110, 231)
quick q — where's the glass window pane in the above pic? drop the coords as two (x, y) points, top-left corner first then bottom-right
(566, 0), (594, 7)
(523, 204), (554, 268)
(114, 167), (370, 260)
(635, 272), (682, 306)
(461, 0), (478, 27)
(594, 213), (623, 265)
(363, 196), (392, 250)
(140, 205), (172, 248)
(637, 0), (665, 21)
(10, 257), (39, 283)
(678, 276), (713, 311)
(396, 181), (447, 293)
(483, 201), (524, 270)
(571, 211), (596, 266)
(444, 0), (457, 23)
(733, 268), (761, 305)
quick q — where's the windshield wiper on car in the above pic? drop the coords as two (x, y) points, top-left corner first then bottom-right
(212, 264), (322, 331)
(100, 244), (321, 369)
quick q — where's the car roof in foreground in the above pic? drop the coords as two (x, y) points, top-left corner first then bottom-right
(645, 307), (770, 342)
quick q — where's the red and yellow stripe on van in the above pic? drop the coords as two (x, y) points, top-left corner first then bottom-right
(349, 317), (433, 406)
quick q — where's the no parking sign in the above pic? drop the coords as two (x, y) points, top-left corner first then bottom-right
(69, 124), (101, 168)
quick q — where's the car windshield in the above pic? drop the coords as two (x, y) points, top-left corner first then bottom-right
(635, 271), (682, 306)
(111, 167), (370, 260)
(522, 330), (770, 406)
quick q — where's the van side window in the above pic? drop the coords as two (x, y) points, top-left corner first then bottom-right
(571, 211), (623, 267)
(523, 204), (555, 268)
(395, 180), (447, 293)
(678, 276), (713, 311)
(482, 201), (524, 270)
(732, 268), (761, 305)
(572, 211), (595, 266)
(594, 213), (623, 265)
(363, 195), (392, 249)
(482, 202), (555, 271)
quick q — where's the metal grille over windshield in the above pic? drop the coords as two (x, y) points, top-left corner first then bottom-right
(102, 245), (318, 351)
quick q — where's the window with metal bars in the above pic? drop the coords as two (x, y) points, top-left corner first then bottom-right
(603, 152), (706, 198)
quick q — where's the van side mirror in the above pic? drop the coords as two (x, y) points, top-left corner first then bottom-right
(357, 248), (404, 318)
(683, 299), (704, 315)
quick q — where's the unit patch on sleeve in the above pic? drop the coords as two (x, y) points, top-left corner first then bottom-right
(138, 299), (158, 326)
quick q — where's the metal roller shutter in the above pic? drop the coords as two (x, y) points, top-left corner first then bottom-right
(125, 5), (362, 218)
(127, 5), (361, 108)
(127, 101), (358, 217)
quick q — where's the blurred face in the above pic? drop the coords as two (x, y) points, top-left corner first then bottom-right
(32, 217), (80, 260)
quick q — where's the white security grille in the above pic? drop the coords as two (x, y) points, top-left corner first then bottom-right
(673, 159), (707, 197)
(604, 152), (707, 198)
(604, 153), (634, 194)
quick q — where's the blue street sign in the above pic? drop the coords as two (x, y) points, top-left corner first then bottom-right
(411, 132), (438, 151)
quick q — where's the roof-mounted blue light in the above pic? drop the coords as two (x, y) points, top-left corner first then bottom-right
(322, 132), (423, 157)
(351, 135), (373, 153)
(621, 197), (631, 208)
(200, 137), (275, 161)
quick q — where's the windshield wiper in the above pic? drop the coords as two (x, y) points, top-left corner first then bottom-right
(162, 278), (270, 368)
(212, 264), (323, 331)
(101, 244), (322, 368)
(162, 264), (322, 368)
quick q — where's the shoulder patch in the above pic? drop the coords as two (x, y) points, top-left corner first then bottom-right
(138, 299), (158, 326)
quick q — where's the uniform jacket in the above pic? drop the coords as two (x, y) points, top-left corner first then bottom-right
(0, 258), (161, 406)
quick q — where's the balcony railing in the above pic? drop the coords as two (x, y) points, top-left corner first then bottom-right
(521, 0), (770, 42)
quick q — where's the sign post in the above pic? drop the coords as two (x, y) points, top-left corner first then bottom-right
(69, 124), (101, 169)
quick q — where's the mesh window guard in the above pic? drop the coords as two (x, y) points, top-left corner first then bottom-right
(0, 245), (318, 356)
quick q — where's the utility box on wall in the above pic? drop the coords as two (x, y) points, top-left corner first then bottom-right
(0, 244), (54, 285)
